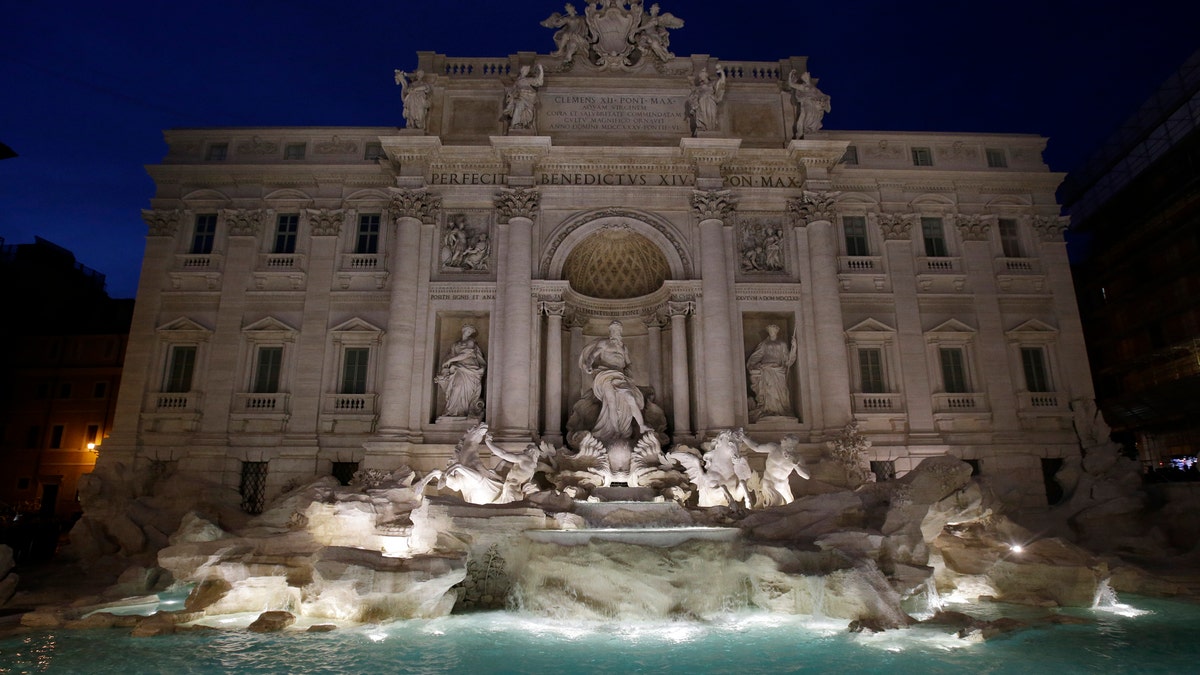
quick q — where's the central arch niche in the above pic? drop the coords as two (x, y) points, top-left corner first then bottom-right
(562, 227), (671, 299)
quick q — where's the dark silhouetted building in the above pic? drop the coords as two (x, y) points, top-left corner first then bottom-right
(1065, 49), (1200, 470)
(0, 236), (134, 518)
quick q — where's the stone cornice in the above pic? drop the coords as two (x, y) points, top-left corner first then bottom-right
(787, 139), (850, 170)
(490, 136), (553, 168)
(680, 137), (742, 166)
(379, 135), (442, 163)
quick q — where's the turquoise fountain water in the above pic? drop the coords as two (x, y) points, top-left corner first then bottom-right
(2, 596), (1198, 674)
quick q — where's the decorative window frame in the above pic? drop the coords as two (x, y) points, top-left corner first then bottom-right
(1005, 319), (1067, 412)
(145, 318), (212, 426)
(339, 190), (392, 289)
(228, 317), (299, 427)
(925, 319), (988, 414)
(321, 318), (385, 429)
(845, 318), (906, 418)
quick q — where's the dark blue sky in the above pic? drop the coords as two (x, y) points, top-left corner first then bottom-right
(2, 0), (1198, 298)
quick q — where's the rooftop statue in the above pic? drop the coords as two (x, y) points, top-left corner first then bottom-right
(746, 324), (798, 421)
(502, 64), (544, 132)
(394, 69), (432, 130)
(434, 324), (486, 418)
(541, 4), (592, 65)
(542, 1), (684, 69)
(687, 65), (726, 135)
(632, 3), (683, 62)
(787, 69), (831, 139)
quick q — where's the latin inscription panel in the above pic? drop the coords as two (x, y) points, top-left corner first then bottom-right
(539, 91), (689, 134)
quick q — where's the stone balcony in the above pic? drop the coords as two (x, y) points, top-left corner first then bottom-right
(336, 254), (388, 290)
(852, 393), (905, 413)
(932, 392), (988, 413)
(169, 253), (223, 290)
(916, 256), (966, 292)
(320, 393), (378, 434)
(837, 255), (887, 292)
(142, 391), (203, 432)
(231, 393), (291, 433)
(253, 253), (307, 290)
(233, 392), (290, 412)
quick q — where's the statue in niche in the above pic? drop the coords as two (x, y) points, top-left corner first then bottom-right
(394, 69), (432, 130)
(687, 65), (726, 135)
(787, 69), (831, 139)
(502, 64), (544, 132)
(541, 4), (591, 64)
(434, 324), (486, 418)
(740, 433), (809, 507)
(579, 320), (653, 442)
(746, 324), (798, 421)
(632, 3), (683, 62)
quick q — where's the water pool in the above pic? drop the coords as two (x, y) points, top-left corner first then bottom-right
(2, 597), (1197, 674)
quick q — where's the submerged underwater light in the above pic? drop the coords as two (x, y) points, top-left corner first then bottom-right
(1009, 544), (1024, 553)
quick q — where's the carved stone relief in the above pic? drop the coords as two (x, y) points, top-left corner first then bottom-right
(738, 216), (787, 274)
(440, 212), (494, 273)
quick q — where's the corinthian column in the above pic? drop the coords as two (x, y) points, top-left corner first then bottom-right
(788, 191), (852, 434)
(541, 300), (566, 445)
(692, 189), (739, 430)
(378, 188), (441, 437)
(493, 187), (540, 440)
(667, 300), (694, 438)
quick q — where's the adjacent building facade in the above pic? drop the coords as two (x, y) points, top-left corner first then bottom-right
(0, 237), (132, 518)
(98, 4), (1091, 512)
(1065, 48), (1200, 470)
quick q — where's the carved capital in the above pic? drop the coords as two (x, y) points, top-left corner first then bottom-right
(878, 213), (915, 241)
(307, 208), (345, 236)
(494, 187), (540, 222)
(1032, 215), (1070, 242)
(643, 312), (668, 329)
(955, 214), (995, 242)
(142, 209), (181, 237)
(667, 300), (695, 317)
(691, 189), (738, 221)
(787, 190), (839, 225)
(389, 187), (442, 224)
(222, 208), (264, 237)
(540, 300), (567, 318)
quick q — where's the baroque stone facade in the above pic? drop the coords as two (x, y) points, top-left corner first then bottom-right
(96, 3), (1092, 514)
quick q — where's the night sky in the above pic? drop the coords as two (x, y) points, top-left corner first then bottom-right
(2, 0), (1198, 299)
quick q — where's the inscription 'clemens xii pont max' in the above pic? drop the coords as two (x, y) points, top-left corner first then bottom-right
(539, 92), (689, 134)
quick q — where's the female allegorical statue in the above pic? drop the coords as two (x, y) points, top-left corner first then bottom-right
(435, 324), (486, 418)
(746, 324), (798, 421)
